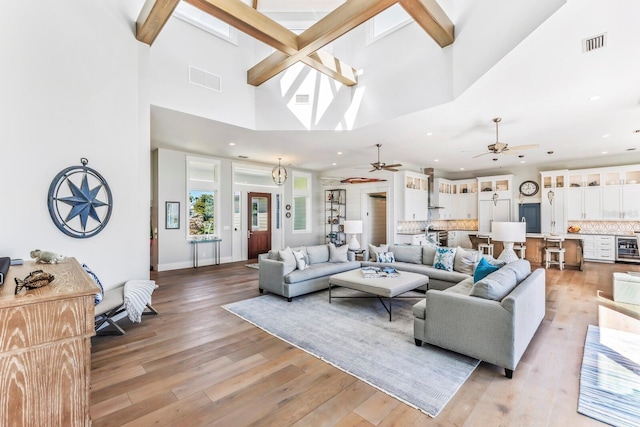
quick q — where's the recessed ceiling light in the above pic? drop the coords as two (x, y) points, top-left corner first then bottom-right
(589, 95), (601, 101)
(602, 134), (610, 138)
(634, 130), (640, 133)
(547, 151), (554, 155)
(426, 132), (433, 136)
(520, 160), (526, 164)
(460, 167), (464, 170)
(238, 155), (248, 159)
(434, 159), (439, 162)
(332, 163), (337, 166)
(601, 151), (608, 154)
(229, 142), (235, 146)
(337, 152), (342, 155)
(627, 148), (637, 151)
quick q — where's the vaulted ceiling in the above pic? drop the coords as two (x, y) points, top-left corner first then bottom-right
(145, 0), (640, 177)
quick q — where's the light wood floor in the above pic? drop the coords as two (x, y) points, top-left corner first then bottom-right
(90, 261), (640, 426)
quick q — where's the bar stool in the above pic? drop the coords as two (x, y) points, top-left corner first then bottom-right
(513, 242), (527, 260)
(544, 236), (565, 270)
(477, 234), (494, 256)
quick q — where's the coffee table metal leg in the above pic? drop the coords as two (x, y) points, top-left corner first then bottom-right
(329, 283), (332, 303)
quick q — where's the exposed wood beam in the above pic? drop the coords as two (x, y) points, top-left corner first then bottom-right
(136, 0), (181, 45)
(248, 0), (396, 86)
(185, 0), (298, 55)
(186, 0), (358, 86)
(252, 0), (258, 9)
(398, 0), (454, 47)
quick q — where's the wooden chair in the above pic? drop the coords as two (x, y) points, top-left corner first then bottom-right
(513, 242), (527, 260)
(544, 236), (565, 270)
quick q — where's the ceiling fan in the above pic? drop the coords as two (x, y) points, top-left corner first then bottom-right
(370, 144), (402, 172)
(473, 118), (539, 158)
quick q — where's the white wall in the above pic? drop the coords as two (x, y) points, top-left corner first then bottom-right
(0, 0), (149, 289)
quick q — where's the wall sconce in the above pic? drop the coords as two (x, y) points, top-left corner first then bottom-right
(272, 158), (287, 186)
(519, 192), (525, 204)
(547, 190), (555, 205)
(492, 192), (499, 206)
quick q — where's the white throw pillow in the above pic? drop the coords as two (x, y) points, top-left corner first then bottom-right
(453, 246), (480, 275)
(278, 247), (296, 274)
(368, 244), (389, 261)
(293, 250), (309, 270)
(329, 243), (349, 263)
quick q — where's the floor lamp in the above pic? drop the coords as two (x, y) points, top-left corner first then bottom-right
(492, 222), (526, 263)
(343, 220), (363, 251)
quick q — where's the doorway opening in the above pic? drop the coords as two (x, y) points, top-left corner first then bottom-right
(367, 192), (387, 246)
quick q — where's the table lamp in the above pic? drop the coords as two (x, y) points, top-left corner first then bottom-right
(492, 222), (526, 263)
(343, 220), (363, 250)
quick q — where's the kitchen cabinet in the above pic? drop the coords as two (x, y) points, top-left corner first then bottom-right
(398, 171), (429, 221)
(581, 234), (615, 262)
(447, 230), (473, 248)
(567, 186), (601, 220)
(478, 199), (511, 233)
(396, 233), (428, 245)
(601, 170), (640, 220)
(477, 174), (513, 233)
(433, 178), (478, 220)
(325, 189), (346, 245)
(540, 171), (567, 234)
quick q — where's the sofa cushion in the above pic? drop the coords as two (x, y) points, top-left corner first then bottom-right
(473, 257), (501, 282)
(413, 299), (426, 319)
(376, 251), (395, 263)
(278, 247), (297, 274)
(284, 261), (361, 284)
(453, 247), (480, 275)
(434, 247), (457, 271)
(293, 250), (309, 270)
(422, 246), (437, 266)
(443, 277), (474, 295)
(470, 265), (519, 301)
(368, 244), (389, 261)
(329, 243), (348, 263)
(501, 259), (531, 284)
(307, 245), (329, 264)
(391, 245), (422, 264)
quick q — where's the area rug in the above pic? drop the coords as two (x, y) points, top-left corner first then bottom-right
(223, 289), (479, 417)
(244, 263), (259, 269)
(578, 325), (640, 427)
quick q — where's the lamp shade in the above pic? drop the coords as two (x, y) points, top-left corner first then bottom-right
(343, 220), (363, 234)
(492, 222), (526, 242)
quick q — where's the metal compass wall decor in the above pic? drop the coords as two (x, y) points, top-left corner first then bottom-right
(47, 158), (113, 238)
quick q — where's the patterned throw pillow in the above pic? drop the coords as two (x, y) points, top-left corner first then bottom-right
(433, 247), (457, 271)
(293, 250), (309, 270)
(368, 244), (389, 261)
(82, 263), (104, 305)
(376, 251), (395, 263)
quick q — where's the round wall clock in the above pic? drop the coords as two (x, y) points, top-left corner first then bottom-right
(519, 180), (539, 197)
(47, 158), (113, 238)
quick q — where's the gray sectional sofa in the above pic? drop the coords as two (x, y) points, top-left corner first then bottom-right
(361, 244), (475, 291)
(413, 260), (546, 378)
(258, 244), (359, 301)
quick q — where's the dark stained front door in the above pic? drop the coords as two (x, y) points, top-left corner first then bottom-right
(248, 192), (271, 259)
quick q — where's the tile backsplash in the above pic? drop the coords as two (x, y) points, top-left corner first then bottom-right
(397, 220), (478, 232)
(567, 220), (640, 235)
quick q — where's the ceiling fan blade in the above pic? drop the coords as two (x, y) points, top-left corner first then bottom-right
(383, 167), (400, 172)
(384, 163), (402, 168)
(472, 152), (492, 158)
(506, 144), (539, 151)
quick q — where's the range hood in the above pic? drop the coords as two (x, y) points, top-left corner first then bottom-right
(424, 167), (444, 209)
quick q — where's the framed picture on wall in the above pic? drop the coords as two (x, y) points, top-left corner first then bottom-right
(165, 201), (180, 229)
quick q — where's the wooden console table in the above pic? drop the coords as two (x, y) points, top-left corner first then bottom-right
(0, 257), (99, 426)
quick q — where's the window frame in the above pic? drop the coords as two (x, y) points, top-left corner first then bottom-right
(291, 171), (312, 234)
(186, 156), (220, 239)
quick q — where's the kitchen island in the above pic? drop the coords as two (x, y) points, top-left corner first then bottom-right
(469, 233), (584, 270)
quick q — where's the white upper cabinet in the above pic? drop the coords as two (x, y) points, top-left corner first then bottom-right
(399, 171), (429, 221)
(540, 170), (567, 234)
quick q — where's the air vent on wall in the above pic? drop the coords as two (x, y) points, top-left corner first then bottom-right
(582, 33), (607, 53)
(189, 66), (221, 92)
(295, 94), (310, 105)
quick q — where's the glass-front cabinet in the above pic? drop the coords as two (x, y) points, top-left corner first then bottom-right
(540, 170), (567, 233)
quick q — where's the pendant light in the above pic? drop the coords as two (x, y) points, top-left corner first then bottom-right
(272, 158), (287, 186)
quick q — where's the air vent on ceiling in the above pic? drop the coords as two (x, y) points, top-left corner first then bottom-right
(189, 66), (221, 92)
(295, 94), (310, 105)
(582, 33), (607, 53)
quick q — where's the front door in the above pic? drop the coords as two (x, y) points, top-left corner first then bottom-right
(248, 192), (271, 259)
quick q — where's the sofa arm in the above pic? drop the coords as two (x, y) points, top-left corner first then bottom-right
(424, 291), (515, 369)
(258, 258), (287, 295)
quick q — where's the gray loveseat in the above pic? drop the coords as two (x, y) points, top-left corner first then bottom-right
(361, 244), (474, 290)
(413, 260), (546, 378)
(258, 244), (360, 301)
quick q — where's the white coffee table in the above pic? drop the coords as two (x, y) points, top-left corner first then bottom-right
(328, 269), (429, 321)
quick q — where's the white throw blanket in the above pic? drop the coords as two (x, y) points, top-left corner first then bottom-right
(123, 280), (157, 323)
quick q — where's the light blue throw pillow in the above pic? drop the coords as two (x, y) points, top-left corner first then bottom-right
(434, 247), (456, 271)
(473, 257), (501, 282)
(376, 251), (395, 263)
